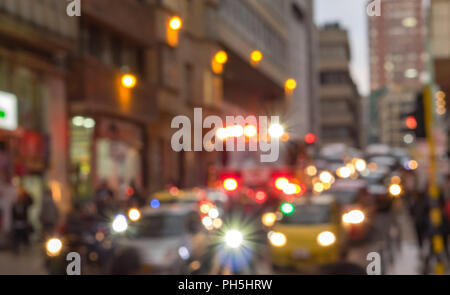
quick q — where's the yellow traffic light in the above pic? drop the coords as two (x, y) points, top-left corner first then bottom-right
(169, 16), (183, 31)
(121, 74), (137, 89)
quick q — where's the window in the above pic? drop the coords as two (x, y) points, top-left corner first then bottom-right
(111, 37), (122, 67)
(184, 63), (194, 104)
(88, 25), (102, 58)
(320, 72), (349, 85)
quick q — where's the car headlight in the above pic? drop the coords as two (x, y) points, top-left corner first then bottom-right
(224, 229), (244, 249)
(128, 208), (141, 222)
(112, 214), (128, 233)
(269, 232), (287, 247)
(46, 238), (63, 256)
(178, 246), (190, 260)
(317, 231), (336, 247)
(342, 210), (365, 224)
(389, 183), (402, 197)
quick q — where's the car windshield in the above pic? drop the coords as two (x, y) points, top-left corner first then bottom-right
(134, 214), (186, 238)
(369, 156), (396, 167)
(364, 173), (385, 185)
(332, 190), (358, 205)
(281, 204), (331, 225)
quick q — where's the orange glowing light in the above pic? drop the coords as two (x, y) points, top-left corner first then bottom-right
(121, 74), (137, 89)
(250, 50), (263, 64)
(214, 51), (228, 65)
(169, 16), (183, 31)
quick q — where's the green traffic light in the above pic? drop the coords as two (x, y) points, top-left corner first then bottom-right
(281, 202), (295, 215)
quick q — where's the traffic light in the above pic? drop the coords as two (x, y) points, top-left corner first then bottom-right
(405, 116), (417, 130)
(304, 133), (317, 144)
(414, 91), (426, 138)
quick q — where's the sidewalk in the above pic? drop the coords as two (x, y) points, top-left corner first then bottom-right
(385, 212), (421, 275)
(0, 244), (47, 275)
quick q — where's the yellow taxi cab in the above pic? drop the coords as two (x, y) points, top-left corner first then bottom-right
(269, 194), (347, 270)
(150, 187), (203, 205)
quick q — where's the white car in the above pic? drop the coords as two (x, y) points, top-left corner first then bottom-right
(118, 204), (208, 274)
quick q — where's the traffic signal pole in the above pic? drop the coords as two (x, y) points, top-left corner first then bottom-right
(423, 1), (446, 274)
(423, 86), (446, 274)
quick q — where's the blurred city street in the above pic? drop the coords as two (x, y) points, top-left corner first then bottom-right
(0, 0), (449, 276)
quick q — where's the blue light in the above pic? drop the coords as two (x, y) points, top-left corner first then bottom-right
(150, 199), (160, 209)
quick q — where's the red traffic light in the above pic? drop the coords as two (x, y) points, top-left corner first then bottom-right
(305, 133), (317, 144)
(406, 116), (417, 130)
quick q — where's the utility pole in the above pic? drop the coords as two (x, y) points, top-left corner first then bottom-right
(423, 0), (446, 275)
(423, 86), (446, 274)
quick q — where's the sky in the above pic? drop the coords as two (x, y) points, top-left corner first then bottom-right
(314, 0), (370, 96)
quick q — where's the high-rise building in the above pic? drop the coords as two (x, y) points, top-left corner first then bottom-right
(318, 24), (361, 148)
(369, 0), (426, 92)
(206, 0), (318, 165)
(430, 0), (450, 156)
(368, 0), (426, 146)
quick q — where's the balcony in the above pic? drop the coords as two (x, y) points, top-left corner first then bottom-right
(320, 84), (358, 101)
(82, 0), (156, 46)
(68, 56), (157, 123)
(0, 0), (77, 52)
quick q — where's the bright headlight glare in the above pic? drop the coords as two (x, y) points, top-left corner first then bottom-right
(112, 214), (128, 233)
(224, 229), (244, 249)
(269, 232), (287, 247)
(128, 208), (141, 222)
(46, 238), (63, 256)
(317, 231), (336, 247)
(178, 246), (190, 260)
(342, 210), (365, 224)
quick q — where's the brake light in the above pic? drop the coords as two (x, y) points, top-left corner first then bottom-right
(223, 178), (238, 191)
(274, 177), (289, 191)
(255, 190), (267, 203)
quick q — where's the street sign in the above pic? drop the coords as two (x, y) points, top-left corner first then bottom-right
(0, 91), (18, 131)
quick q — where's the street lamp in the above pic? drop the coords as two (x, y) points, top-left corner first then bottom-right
(121, 74), (137, 89)
(214, 50), (228, 65)
(268, 123), (284, 138)
(250, 50), (263, 65)
(169, 16), (183, 31)
(285, 78), (297, 94)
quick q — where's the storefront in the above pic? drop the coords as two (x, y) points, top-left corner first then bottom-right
(70, 115), (145, 202)
(0, 56), (53, 240)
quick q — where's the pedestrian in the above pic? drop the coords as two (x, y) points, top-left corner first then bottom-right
(95, 181), (115, 219)
(127, 180), (144, 208)
(11, 186), (33, 254)
(410, 189), (430, 253)
(0, 178), (17, 248)
(39, 186), (59, 238)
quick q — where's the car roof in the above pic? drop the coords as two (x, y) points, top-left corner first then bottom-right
(293, 194), (335, 206)
(331, 179), (366, 191)
(141, 203), (197, 216)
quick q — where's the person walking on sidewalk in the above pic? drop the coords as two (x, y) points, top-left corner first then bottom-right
(39, 186), (59, 238)
(11, 186), (33, 254)
(410, 189), (430, 253)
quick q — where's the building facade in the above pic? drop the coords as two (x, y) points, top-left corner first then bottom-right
(430, 0), (450, 156)
(0, 0), (319, 217)
(211, 0), (318, 166)
(0, 0), (76, 233)
(318, 24), (361, 148)
(368, 0), (426, 147)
